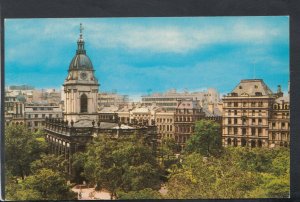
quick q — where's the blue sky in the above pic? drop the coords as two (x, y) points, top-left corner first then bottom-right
(5, 17), (289, 98)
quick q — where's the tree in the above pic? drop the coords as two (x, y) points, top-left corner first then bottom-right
(165, 152), (261, 199)
(185, 119), (222, 156)
(31, 154), (68, 179)
(82, 134), (161, 199)
(5, 124), (47, 179)
(117, 188), (162, 199)
(6, 168), (76, 200)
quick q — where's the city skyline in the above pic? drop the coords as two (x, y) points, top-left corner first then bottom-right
(5, 17), (289, 97)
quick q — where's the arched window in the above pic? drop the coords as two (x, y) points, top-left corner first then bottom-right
(80, 94), (88, 113)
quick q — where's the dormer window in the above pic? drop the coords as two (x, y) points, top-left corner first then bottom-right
(255, 92), (262, 96)
(239, 86), (242, 89)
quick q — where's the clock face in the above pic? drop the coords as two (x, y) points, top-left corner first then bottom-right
(80, 72), (87, 80)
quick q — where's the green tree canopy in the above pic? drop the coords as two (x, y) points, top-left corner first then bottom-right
(117, 188), (162, 199)
(185, 119), (222, 156)
(14, 168), (76, 200)
(81, 134), (161, 199)
(31, 154), (68, 179)
(5, 124), (47, 179)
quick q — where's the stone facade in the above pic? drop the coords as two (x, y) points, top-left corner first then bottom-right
(222, 79), (289, 148)
(268, 96), (290, 147)
(174, 100), (206, 148)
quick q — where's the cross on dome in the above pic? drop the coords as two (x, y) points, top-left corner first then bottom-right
(79, 23), (84, 36)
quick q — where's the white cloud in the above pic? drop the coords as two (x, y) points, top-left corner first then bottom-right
(5, 18), (288, 67)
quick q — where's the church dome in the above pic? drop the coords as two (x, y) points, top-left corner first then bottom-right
(69, 54), (93, 70)
(68, 24), (94, 71)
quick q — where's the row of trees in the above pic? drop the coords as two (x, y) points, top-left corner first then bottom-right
(4, 120), (290, 200)
(5, 125), (76, 200)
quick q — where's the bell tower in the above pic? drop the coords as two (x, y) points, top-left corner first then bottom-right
(63, 23), (99, 123)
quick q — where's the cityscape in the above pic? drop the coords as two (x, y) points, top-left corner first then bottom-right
(4, 17), (289, 200)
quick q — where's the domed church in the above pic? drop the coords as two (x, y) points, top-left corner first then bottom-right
(44, 24), (157, 177)
(63, 23), (99, 124)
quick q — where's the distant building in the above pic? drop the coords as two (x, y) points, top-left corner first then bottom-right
(98, 92), (129, 108)
(25, 103), (63, 131)
(174, 100), (206, 149)
(269, 95), (290, 147)
(129, 105), (160, 125)
(222, 79), (289, 148)
(141, 88), (220, 111)
(156, 110), (175, 140)
(4, 93), (25, 125)
(8, 84), (35, 90)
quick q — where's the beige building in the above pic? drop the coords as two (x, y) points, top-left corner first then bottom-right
(269, 95), (290, 147)
(25, 104), (63, 131)
(156, 110), (175, 139)
(129, 105), (160, 125)
(222, 79), (289, 148)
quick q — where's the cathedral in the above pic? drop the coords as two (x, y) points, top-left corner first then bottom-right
(44, 24), (157, 176)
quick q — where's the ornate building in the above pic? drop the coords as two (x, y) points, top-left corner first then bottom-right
(222, 79), (289, 148)
(63, 25), (99, 123)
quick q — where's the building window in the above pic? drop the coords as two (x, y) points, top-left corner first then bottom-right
(258, 118), (262, 125)
(251, 102), (256, 107)
(258, 110), (262, 116)
(234, 110), (237, 115)
(272, 122), (276, 127)
(228, 102), (232, 107)
(35, 114), (38, 118)
(42, 114), (45, 118)
(234, 127), (238, 135)
(242, 128), (246, 135)
(252, 118), (255, 125)
(251, 128), (255, 136)
(228, 118), (232, 124)
(80, 94), (88, 113)
(228, 127), (232, 134)
(258, 128), (262, 136)
(34, 121), (38, 126)
(234, 102), (238, 107)
(234, 118), (237, 124)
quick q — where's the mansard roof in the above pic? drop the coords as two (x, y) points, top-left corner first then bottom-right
(231, 79), (273, 97)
